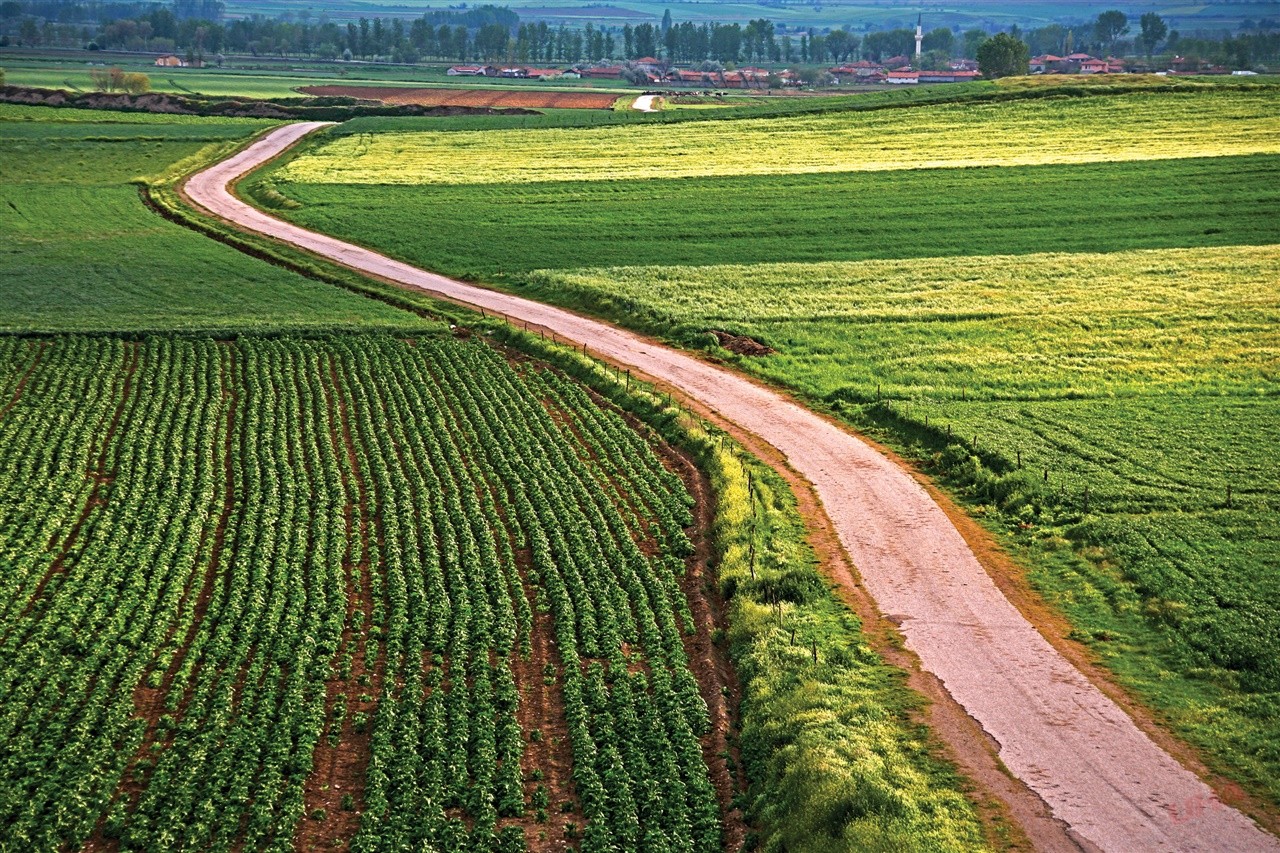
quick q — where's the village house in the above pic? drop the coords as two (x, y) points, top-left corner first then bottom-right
(580, 65), (625, 79)
(918, 69), (981, 83)
(154, 54), (185, 67)
(830, 60), (887, 77)
(1030, 54), (1066, 73)
(885, 69), (919, 84)
(446, 65), (496, 77)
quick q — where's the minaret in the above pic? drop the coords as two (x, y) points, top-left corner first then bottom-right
(915, 14), (923, 59)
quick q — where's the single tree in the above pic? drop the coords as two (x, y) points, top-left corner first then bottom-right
(1139, 13), (1167, 57)
(976, 32), (1030, 78)
(1093, 10), (1128, 54)
(922, 27), (954, 55)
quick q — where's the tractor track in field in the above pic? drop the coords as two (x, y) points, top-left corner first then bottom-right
(184, 122), (1280, 853)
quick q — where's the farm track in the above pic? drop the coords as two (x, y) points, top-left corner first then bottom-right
(185, 122), (1280, 853)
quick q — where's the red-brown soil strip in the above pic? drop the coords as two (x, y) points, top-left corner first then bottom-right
(300, 86), (619, 110)
(295, 358), (384, 851)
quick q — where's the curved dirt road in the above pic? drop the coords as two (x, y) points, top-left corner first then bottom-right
(632, 94), (659, 112)
(187, 122), (1278, 853)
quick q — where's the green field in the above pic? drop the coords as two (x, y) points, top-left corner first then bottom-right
(262, 84), (1280, 808)
(266, 154), (1280, 280)
(0, 104), (421, 333)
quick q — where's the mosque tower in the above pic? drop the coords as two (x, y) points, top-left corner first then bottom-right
(915, 13), (923, 59)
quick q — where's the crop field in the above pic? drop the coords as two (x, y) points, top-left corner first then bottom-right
(0, 104), (419, 333)
(301, 86), (624, 110)
(0, 334), (717, 850)
(278, 89), (1280, 186)
(262, 83), (1280, 807)
(0, 54), (638, 100)
(0, 333), (988, 850)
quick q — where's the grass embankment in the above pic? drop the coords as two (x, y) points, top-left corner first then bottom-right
(261, 84), (1280, 810)
(0, 104), (423, 334)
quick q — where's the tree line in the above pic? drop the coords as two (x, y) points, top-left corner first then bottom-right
(1, 0), (1276, 68)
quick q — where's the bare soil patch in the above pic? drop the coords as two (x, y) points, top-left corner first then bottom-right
(711, 330), (774, 357)
(300, 86), (620, 110)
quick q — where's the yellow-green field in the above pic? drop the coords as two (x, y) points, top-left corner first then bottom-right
(529, 245), (1280, 398)
(280, 89), (1280, 185)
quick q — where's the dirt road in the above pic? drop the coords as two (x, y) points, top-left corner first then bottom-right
(632, 94), (659, 112)
(186, 122), (1279, 853)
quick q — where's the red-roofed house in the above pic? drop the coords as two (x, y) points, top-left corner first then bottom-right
(885, 70), (919, 84)
(1079, 58), (1110, 73)
(831, 60), (885, 77)
(918, 69), (982, 83)
(580, 66), (624, 78)
(1030, 54), (1065, 73)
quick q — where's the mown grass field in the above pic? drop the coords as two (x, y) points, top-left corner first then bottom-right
(0, 104), (419, 333)
(262, 83), (1280, 809)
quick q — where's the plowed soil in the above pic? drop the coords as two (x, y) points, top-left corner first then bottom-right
(300, 86), (620, 110)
